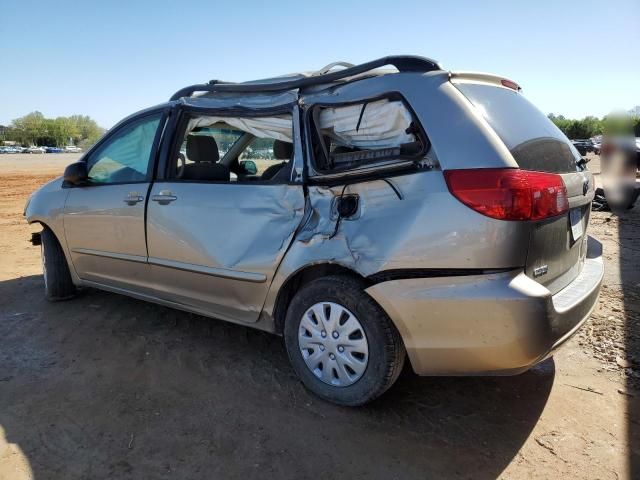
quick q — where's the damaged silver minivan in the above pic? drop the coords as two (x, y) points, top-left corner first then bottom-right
(25, 56), (603, 405)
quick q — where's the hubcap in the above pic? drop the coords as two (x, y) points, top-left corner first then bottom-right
(298, 302), (369, 387)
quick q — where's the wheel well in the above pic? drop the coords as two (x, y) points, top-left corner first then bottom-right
(273, 263), (369, 334)
(30, 221), (54, 246)
(34, 222), (70, 259)
(37, 222), (60, 235)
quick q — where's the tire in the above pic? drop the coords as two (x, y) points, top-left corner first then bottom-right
(284, 275), (405, 406)
(40, 228), (76, 301)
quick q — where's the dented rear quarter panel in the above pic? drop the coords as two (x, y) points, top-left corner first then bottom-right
(262, 73), (536, 326)
(261, 170), (532, 324)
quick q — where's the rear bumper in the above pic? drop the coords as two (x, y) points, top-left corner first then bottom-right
(365, 236), (603, 376)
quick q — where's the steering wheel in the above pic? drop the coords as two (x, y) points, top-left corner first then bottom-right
(176, 153), (186, 179)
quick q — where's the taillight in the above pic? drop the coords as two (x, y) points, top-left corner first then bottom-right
(444, 168), (569, 221)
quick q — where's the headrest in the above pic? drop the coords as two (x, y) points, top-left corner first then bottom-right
(187, 135), (220, 163)
(273, 140), (293, 160)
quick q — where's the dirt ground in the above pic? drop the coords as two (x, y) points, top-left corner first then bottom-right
(0, 153), (639, 479)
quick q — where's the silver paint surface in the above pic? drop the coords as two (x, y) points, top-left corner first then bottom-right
(146, 182), (305, 323)
(24, 70), (603, 376)
(63, 184), (151, 290)
(366, 237), (603, 375)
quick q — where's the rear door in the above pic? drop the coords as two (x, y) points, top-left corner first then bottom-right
(145, 104), (306, 324)
(63, 110), (166, 291)
(455, 82), (594, 293)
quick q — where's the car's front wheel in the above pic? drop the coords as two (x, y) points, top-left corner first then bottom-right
(40, 228), (76, 301)
(284, 275), (405, 406)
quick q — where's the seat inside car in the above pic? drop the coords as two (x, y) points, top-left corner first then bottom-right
(182, 135), (230, 181)
(261, 140), (292, 181)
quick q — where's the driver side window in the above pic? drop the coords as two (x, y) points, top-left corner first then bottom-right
(87, 113), (162, 185)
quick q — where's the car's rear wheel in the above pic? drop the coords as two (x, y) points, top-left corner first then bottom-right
(284, 275), (405, 406)
(40, 228), (76, 301)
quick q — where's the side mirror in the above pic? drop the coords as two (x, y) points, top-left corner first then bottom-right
(63, 161), (88, 186)
(239, 160), (257, 175)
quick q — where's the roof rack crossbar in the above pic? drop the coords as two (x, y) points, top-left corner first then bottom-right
(169, 55), (441, 101)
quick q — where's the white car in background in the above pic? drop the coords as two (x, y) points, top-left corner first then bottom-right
(64, 146), (82, 153)
(26, 146), (46, 154)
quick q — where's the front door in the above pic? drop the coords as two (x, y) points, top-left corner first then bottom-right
(63, 111), (165, 291)
(145, 111), (305, 323)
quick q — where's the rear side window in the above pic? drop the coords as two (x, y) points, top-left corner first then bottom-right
(456, 83), (580, 173)
(309, 98), (427, 172)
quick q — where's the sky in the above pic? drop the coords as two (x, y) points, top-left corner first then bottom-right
(1, 0), (638, 129)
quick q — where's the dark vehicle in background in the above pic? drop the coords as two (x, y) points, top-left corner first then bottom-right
(571, 139), (595, 156)
(45, 147), (65, 153)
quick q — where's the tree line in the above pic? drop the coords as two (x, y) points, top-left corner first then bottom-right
(3, 110), (637, 149)
(548, 113), (640, 139)
(2, 111), (105, 148)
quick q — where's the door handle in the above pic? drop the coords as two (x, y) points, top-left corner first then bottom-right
(151, 191), (177, 205)
(124, 193), (144, 205)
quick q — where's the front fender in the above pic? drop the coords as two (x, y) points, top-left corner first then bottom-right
(25, 177), (79, 284)
(25, 176), (67, 231)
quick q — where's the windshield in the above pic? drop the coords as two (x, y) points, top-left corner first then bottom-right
(456, 83), (581, 173)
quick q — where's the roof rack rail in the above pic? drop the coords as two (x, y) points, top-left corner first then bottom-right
(169, 55), (441, 101)
(313, 61), (355, 76)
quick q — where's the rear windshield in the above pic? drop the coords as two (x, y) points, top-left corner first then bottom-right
(456, 83), (580, 173)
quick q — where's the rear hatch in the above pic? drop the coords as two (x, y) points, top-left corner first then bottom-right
(455, 81), (593, 294)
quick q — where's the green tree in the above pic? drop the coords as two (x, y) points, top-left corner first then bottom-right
(10, 111), (47, 145)
(548, 113), (571, 136)
(50, 117), (79, 146)
(548, 114), (603, 139)
(7, 112), (104, 147)
(68, 115), (103, 146)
